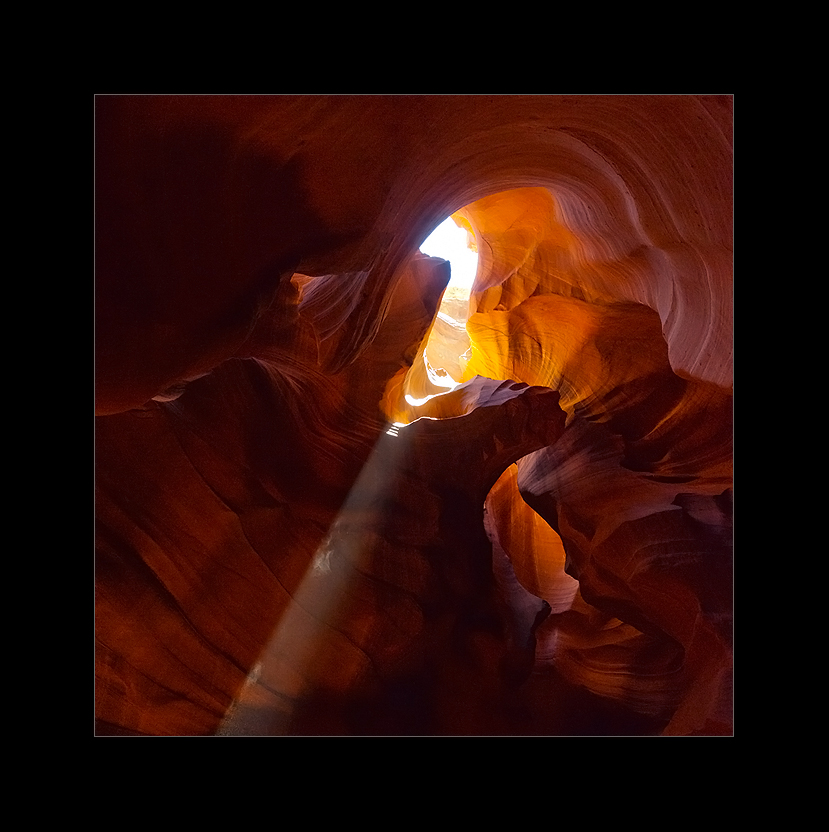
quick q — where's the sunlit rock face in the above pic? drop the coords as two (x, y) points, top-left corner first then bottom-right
(95, 95), (733, 736)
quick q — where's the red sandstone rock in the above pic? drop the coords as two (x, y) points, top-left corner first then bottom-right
(95, 95), (733, 735)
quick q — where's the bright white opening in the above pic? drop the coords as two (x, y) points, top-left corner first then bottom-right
(419, 216), (478, 290)
(393, 213), (478, 418)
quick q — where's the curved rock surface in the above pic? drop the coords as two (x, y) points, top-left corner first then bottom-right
(95, 95), (733, 735)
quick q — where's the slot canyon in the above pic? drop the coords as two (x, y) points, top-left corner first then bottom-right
(95, 95), (733, 736)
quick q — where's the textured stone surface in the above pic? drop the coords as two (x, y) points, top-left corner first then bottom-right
(95, 95), (733, 735)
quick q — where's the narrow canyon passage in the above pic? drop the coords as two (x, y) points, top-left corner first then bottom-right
(95, 96), (733, 736)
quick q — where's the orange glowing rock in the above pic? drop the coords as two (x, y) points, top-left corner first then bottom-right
(485, 464), (578, 616)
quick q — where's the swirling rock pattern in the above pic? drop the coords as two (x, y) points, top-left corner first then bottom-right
(95, 95), (732, 735)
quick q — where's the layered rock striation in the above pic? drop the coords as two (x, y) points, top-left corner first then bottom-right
(95, 95), (733, 736)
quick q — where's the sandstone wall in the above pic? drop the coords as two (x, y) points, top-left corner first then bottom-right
(95, 95), (732, 735)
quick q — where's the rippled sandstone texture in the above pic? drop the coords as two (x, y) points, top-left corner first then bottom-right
(95, 95), (733, 736)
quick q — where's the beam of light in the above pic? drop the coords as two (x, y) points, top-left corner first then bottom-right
(221, 219), (479, 733)
(219, 220), (475, 733)
(419, 216), (478, 290)
(217, 422), (415, 736)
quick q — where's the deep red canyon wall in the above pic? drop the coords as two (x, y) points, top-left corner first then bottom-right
(95, 95), (733, 736)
